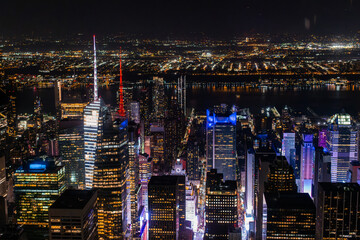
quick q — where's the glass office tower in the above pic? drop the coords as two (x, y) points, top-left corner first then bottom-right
(300, 134), (315, 196)
(327, 113), (358, 182)
(206, 107), (237, 181)
(14, 158), (65, 227)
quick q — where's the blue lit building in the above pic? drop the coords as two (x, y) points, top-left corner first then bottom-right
(14, 157), (66, 227)
(206, 106), (237, 181)
(281, 132), (297, 183)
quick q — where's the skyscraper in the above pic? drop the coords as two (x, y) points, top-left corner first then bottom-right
(83, 35), (129, 239)
(58, 119), (84, 189)
(206, 106), (237, 181)
(263, 192), (316, 240)
(149, 124), (165, 174)
(186, 140), (201, 182)
(205, 169), (238, 240)
(129, 101), (140, 124)
(14, 157), (66, 227)
(84, 35), (105, 190)
(95, 118), (129, 239)
(316, 182), (360, 239)
(327, 113), (358, 182)
(281, 132), (296, 169)
(148, 175), (185, 240)
(128, 121), (140, 236)
(300, 133), (315, 196)
(84, 98), (106, 189)
(245, 149), (255, 232)
(49, 189), (98, 240)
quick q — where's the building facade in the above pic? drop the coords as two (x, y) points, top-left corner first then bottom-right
(206, 107), (237, 181)
(49, 189), (97, 240)
(14, 158), (66, 227)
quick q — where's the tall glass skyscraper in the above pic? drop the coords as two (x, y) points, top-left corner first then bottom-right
(300, 134), (315, 196)
(14, 157), (65, 227)
(84, 98), (106, 190)
(58, 119), (84, 189)
(281, 132), (296, 165)
(83, 35), (130, 239)
(327, 113), (358, 182)
(206, 106), (237, 181)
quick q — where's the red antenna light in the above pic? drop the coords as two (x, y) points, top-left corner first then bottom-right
(118, 47), (126, 117)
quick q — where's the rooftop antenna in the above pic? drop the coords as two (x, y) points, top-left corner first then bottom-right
(93, 35), (98, 100)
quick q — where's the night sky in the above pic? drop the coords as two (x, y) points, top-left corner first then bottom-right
(1, 0), (360, 37)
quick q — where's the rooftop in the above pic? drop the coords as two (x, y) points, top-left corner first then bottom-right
(149, 175), (184, 186)
(50, 189), (97, 210)
(319, 182), (360, 192)
(264, 192), (315, 210)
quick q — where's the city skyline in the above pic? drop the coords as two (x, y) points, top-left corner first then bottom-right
(1, 2), (360, 239)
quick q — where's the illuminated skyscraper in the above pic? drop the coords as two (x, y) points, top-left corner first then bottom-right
(316, 182), (360, 239)
(300, 133), (315, 196)
(152, 77), (165, 124)
(148, 175), (185, 240)
(49, 189), (98, 240)
(265, 156), (297, 192)
(84, 35), (129, 239)
(318, 128), (327, 149)
(281, 132), (296, 166)
(327, 113), (358, 182)
(139, 153), (151, 217)
(263, 192), (316, 240)
(129, 101), (140, 124)
(128, 121), (140, 236)
(59, 119), (84, 189)
(60, 103), (87, 120)
(95, 118), (129, 239)
(84, 35), (105, 190)
(245, 149), (255, 231)
(206, 106), (237, 181)
(84, 98), (106, 189)
(205, 169), (238, 240)
(7, 87), (17, 138)
(14, 157), (66, 227)
(149, 124), (165, 174)
(186, 140), (200, 182)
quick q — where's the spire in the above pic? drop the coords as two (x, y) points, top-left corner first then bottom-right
(93, 35), (98, 100)
(118, 47), (126, 117)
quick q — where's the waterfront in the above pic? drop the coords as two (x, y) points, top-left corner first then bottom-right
(4, 82), (360, 116)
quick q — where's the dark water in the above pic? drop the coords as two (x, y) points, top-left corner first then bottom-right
(2, 84), (360, 116)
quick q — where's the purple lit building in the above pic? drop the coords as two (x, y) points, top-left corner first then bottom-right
(300, 134), (315, 197)
(318, 129), (327, 149)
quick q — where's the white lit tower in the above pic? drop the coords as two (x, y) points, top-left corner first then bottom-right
(84, 35), (106, 190)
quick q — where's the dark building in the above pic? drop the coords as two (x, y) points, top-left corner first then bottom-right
(205, 169), (238, 240)
(263, 192), (316, 239)
(148, 175), (185, 240)
(265, 156), (297, 192)
(254, 148), (276, 240)
(186, 140), (200, 181)
(313, 147), (331, 200)
(316, 182), (360, 239)
(49, 189), (97, 240)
